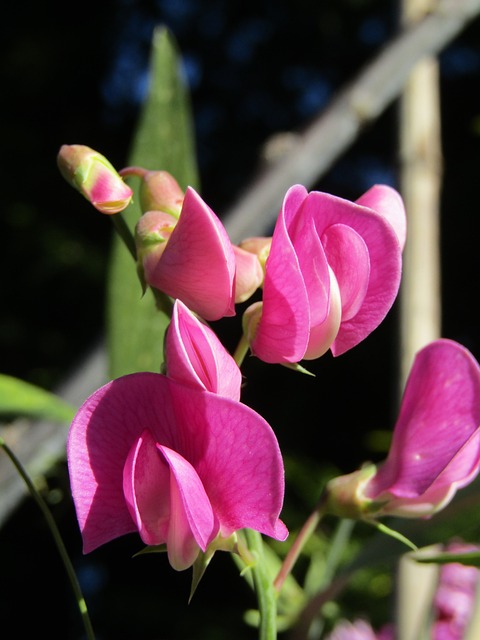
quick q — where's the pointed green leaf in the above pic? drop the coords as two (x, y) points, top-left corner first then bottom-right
(0, 374), (76, 423)
(107, 26), (199, 378)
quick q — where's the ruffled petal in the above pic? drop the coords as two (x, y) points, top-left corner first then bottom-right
(356, 184), (407, 251)
(301, 190), (402, 356)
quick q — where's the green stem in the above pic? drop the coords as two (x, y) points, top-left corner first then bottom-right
(0, 438), (96, 640)
(244, 528), (277, 640)
(233, 334), (250, 367)
(110, 212), (137, 260)
(274, 494), (327, 594)
(151, 287), (174, 318)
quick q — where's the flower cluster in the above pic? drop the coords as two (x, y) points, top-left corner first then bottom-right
(60, 144), (480, 603)
(326, 541), (480, 640)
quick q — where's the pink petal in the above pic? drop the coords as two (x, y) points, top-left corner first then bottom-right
(165, 300), (242, 400)
(122, 429), (171, 546)
(147, 187), (236, 320)
(170, 385), (288, 541)
(251, 186), (310, 363)
(367, 340), (480, 502)
(303, 266), (342, 360)
(158, 445), (217, 570)
(356, 184), (407, 251)
(321, 223), (370, 322)
(301, 190), (402, 356)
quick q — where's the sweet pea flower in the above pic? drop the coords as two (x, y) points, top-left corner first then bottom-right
(326, 339), (480, 520)
(67, 374), (287, 571)
(432, 542), (480, 639)
(325, 619), (393, 640)
(165, 299), (242, 400)
(57, 144), (133, 214)
(135, 186), (236, 321)
(243, 184), (405, 364)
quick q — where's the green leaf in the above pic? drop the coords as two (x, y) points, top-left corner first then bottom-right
(414, 550), (480, 567)
(107, 26), (199, 378)
(0, 374), (76, 423)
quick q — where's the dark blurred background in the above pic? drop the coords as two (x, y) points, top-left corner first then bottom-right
(1, 0), (480, 638)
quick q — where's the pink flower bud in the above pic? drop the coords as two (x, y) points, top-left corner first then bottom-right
(57, 144), (133, 214)
(135, 210), (178, 263)
(139, 170), (185, 217)
(232, 245), (264, 303)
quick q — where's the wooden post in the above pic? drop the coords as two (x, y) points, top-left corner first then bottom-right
(399, 0), (443, 390)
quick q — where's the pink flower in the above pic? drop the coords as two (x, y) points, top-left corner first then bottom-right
(432, 541), (480, 639)
(325, 619), (390, 640)
(135, 186), (236, 321)
(326, 340), (480, 519)
(57, 144), (133, 214)
(243, 184), (405, 364)
(165, 300), (242, 400)
(67, 374), (287, 571)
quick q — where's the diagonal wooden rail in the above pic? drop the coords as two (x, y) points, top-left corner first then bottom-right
(1, 0), (480, 528)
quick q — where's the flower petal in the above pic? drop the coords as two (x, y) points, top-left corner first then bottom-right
(148, 187), (236, 320)
(165, 300), (242, 400)
(122, 429), (171, 546)
(302, 190), (402, 356)
(356, 184), (407, 251)
(251, 186), (310, 363)
(321, 223), (370, 322)
(158, 444), (217, 570)
(170, 385), (288, 541)
(367, 340), (480, 501)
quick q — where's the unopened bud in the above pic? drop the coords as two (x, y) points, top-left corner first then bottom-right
(57, 144), (133, 214)
(324, 464), (379, 520)
(135, 210), (178, 288)
(139, 170), (185, 217)
(239, 236), (272, 275)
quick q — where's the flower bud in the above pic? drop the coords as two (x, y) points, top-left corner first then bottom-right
(324, 465), (378, 519)
(238, 236), (272, 275)
(233, 245), (264, 303)
(57, 144), (133, 214)
(139, 170), (185, 217)
(135, 210), (178, 280)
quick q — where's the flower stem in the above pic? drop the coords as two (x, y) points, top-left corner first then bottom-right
(0, 438), (96, 640)
(274, 494), (327, 594)
(111, 212), (137, 260)
(244, 528), (277, 640)
(233, 334), (250, 367)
